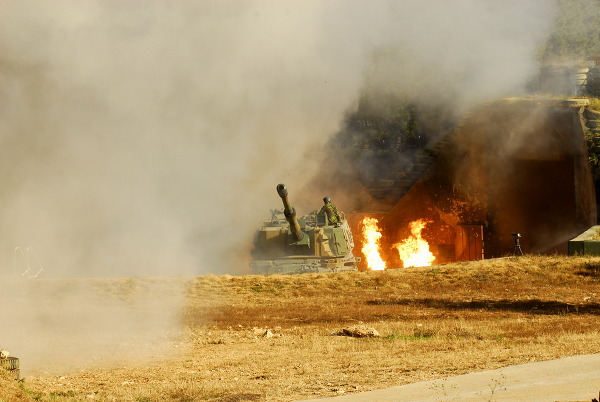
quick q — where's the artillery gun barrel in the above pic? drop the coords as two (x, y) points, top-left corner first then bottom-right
(276, 184), (304, 242)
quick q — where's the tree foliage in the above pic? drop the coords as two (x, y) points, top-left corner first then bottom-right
(323, 89), (455, 192)
(539, 0), (600, 62)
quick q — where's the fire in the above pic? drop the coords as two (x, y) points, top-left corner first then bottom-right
(361, 217), (386, 271)
(394, 219), (436, 268)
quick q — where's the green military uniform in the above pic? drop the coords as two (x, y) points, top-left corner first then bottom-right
(319, 201), (341, 225)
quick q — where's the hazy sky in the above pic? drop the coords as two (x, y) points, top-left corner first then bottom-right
(0, 0), (557, 277)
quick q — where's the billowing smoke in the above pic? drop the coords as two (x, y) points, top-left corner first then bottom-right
(0, 0), (559, 375)
(360, 1), (558, 111)
(0, 1), (557, 278)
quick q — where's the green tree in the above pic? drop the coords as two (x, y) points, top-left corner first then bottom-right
(539, 0), (600, 62)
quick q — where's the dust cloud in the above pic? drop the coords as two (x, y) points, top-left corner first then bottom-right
(0, 1), (557, 278)
(0, 1), (380, 278)
(0, 0), (557, 373)
(0, 276), (186, 375)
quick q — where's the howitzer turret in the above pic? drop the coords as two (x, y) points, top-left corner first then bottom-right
(250, 184), (360, 274)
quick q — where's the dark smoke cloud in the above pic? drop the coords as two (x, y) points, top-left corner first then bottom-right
(0, 0), (557, 277)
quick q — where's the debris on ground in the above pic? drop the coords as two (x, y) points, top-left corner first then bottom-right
(334, 325), (381, 338)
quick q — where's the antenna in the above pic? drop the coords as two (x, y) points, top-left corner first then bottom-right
(13, 247), (23, 276)
(14, 247), (45, 278)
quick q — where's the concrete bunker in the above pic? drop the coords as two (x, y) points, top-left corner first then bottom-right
(347, 97), (597, 268)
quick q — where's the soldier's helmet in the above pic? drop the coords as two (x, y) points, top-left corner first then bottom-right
(323, 196), (331, 203)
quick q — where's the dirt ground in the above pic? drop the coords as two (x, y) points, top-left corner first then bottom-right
(1, 255), (600, 401)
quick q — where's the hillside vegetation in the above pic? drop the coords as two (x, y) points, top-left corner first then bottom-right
(2, 255), (599, 401)
(539, 0), (600, 63)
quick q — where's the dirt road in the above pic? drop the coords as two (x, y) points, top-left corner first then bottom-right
(305, 354), (600, 401)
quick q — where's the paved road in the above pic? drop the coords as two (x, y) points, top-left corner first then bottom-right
(303, 354), (600, 401)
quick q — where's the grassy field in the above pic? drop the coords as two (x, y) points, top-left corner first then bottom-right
(1, 255), (600, 401)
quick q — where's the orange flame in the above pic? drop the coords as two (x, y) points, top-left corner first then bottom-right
(394, 219), (435, 268)
(361, 217), (386, 271)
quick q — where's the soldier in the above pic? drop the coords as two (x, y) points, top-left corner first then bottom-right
(319, 196), (342, 226)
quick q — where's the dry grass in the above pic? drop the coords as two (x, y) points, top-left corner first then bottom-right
(588, 97), (600, 111)
(588, 228), (600, 240)
(3, 255), (600, 401)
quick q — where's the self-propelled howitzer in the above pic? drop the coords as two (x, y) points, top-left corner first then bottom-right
(250, 184), (360, 274)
